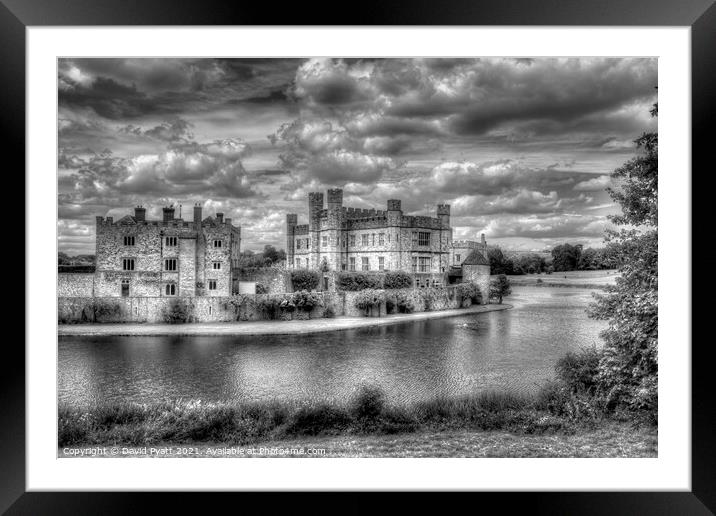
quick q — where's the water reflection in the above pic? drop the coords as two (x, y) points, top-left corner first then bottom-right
(58, 286), (606, 405)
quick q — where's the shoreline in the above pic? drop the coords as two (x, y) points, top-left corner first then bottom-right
(58, 303), (512, 337)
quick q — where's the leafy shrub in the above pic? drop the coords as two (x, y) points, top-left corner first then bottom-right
(291, 269), (321, 291)
(353, 289), (385, 311)
(284, 404), (352, 436)
(350, 385), (386, 421)
(293, 290), (324, 311)
(162, 298), (192, 324)
(384, 270), (413, 289)
(337, 272), (384, 291)
(256, 296), (281, 319)
(322, 305), (336, 318)
(395, 292), (415, 313)
(457, 282), (481, 304)
(555, 347), (602, 395)
(255, 283), (268, 294)
(93, 298), (124, 322)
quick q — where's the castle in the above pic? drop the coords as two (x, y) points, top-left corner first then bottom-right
(93, 204), (241, 297)
(286, 189), (488, 286)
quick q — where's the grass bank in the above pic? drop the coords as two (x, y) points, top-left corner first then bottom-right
(507, 269), (619, 289)
(58, 386), (655, 457)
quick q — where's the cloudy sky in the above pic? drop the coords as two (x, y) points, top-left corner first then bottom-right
(58, 57), (657, 254)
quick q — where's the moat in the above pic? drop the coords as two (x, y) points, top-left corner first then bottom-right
(58, 286), (607, 405)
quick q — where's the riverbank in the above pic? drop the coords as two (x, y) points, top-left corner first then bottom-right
(58, 423), (657, 458)
(58, 302), (512, 337)
(508, 269), (618, 289)
(57, 387), (656, 458)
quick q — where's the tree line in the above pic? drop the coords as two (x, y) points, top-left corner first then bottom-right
(486, 243), (619, 275)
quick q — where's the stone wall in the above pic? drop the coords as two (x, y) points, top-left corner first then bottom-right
(340, 285), (463, 317)
(237, 268), (292, 295)
(463, 264), (492, 304)
(58, 273), (95, 297)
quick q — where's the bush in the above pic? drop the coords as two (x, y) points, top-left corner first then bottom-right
(555, 347), (602, 395)
(353, 289), (385, 312)
(93, 298), (124, 322)
(322, 305), (336, 318)
(384, 270), (413, 289)
(291, 269), (321, 291)
(457, 282), (481, 304)
(293, 290), (324, 312)
(395, 292), (415, 313)
(162, 298), (192, 324)
(350, 385), (386, 421)
(256, 296), (281, 319)
(284, 404), (352, 436)
(255, 283), (268, 294)
(337, 272), (384, 291)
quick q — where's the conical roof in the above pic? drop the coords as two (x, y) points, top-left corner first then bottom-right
(462, 249), (490, 266)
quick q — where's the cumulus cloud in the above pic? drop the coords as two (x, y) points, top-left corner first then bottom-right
(57, 57), (655, 254)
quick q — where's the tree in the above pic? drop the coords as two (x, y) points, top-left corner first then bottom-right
(263, 245), (286, 264)
(514, 253), (547, 274)
(551, 244), (581, 271)
(588, 102), (658, 419)
(489, 274), (512, 304)
(487, 247), (515, 275)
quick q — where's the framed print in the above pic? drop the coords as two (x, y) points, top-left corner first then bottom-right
(5, 0), (714, 512)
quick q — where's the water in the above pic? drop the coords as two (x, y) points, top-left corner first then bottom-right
(58, 286), (606, 406)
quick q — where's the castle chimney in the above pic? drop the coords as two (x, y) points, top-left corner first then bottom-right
(387, 199), (402, 212)
(162, 206), (175, 222)
(134, 205), (146, 222)
(193, 203), (203, 224)
(481, 233), (486, 245)
(216, 212), (224, 223)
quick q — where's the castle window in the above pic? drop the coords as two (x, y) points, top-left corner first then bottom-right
(418, 232), (431, 246)
(121, 279), (130, 297)
(123, 236), (135, 246)
(322, 236), (328, 247)
(419, 256), (431, 272)
(122, 258), (135, 271)
(296, 239), (301, 249)
(208, 280), (217, 290)
(372, 234), (375, 246)
(361, 234), (369, 246)
(306, 238), (310, 249)
(349, 257), (356, 271)
(165, 283), (176, 296)
(362, 257), (369, 271)
(165, 236), (177, 247)
(295, 258), (299, 268)
(341, 263), (347, 271)
(379, 233), (385, 246)
(164, 258), (177, 271)
(378, 257), (385, 271)
(213, 261), (221, 270)
(213, 240), (222, 248)
(455, 254), (461, 264)
(388, 234), (391, 243)
(412, 257), (417, 272)
(349, 235), (356, 247)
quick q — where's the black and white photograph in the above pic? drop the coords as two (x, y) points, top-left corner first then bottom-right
(56, 56), (658, 459)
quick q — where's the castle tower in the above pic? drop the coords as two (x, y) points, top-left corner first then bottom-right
(286, 213), (298, 268)
(386, 199), (403, 270)
(436, 204), (452, 272)
(308, 192), (324, 269)
(325, 188), (344, 271)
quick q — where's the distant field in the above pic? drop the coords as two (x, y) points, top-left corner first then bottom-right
(507, 269), (619, 288)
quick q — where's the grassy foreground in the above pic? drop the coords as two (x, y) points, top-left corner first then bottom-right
(59, 387), (656, 458)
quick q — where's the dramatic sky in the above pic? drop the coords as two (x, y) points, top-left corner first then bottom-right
(58, 57), (657, 254)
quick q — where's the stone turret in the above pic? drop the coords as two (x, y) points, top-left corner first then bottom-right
(286, 213), (298, 267)
(437, 204), (450, 228)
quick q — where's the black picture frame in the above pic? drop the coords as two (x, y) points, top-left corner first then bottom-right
(4, 0), (712, 513)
